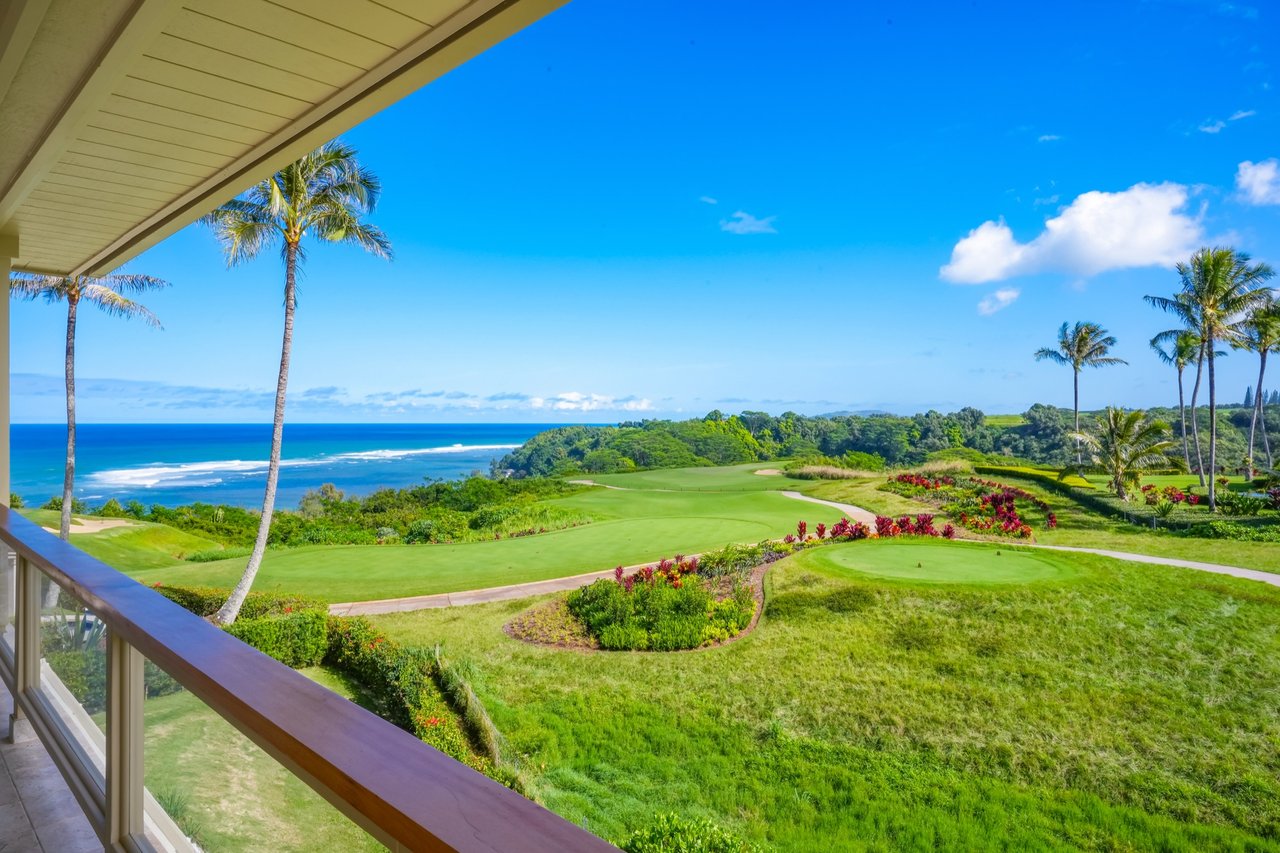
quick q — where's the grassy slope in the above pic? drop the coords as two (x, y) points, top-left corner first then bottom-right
(18, 510), (226, 570)
(144, 666), (380, 852)
(127, 486), (840, 601)
(809, 476), (1280, 573)
(578, 462), (820, 492)
(374, 543), (1280, 851)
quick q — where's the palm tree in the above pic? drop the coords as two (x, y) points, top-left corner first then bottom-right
(1034, 321), (1127, 466)
(1146, 247), (1274, 509)
(1149, 329), (1200, 472)
(202, 140), (390, 626)
(1071, 407), (1179, 501)
(1234, 302), (1280, 475)
(9, 272), (165, 540)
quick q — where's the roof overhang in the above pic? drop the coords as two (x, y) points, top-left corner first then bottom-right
(0, 0), (566, 276)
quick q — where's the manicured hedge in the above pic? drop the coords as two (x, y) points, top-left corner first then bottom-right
(151, 584), (325, 620)
(226, 611), (328, 667)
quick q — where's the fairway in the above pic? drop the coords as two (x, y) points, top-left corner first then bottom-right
(797, 539), (1078, 584)
(128, 487), (842, 601)
(574, 462), (812, 492)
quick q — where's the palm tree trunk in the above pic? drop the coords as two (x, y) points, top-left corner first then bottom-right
(60, 298), (78, 541)
(1207, 338), (1218, 510)
(1073, 368), (1081, 467)
(1188, 349), (1206, 485)
(1248, 351), (1265, 478)
(1176, 365), (1189, 471)
(214, 242), (298, 626)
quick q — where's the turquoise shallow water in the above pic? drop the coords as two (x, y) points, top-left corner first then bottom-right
(10, 423), (563, 508)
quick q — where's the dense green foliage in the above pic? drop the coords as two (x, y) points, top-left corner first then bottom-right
(496, 404), (1280, 479)
(89, 476), (588, 550)
(567, 565), (754, 651)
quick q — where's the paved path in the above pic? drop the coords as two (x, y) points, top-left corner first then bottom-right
(330, 491), (1280, 615)
(781, 491), (879, 526)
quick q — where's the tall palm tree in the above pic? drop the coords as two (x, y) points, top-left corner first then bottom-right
(9, 272), (165, 540)
(1234, 302), (1280, 474)
(1146, 247), (1274, 509)
(202, 140), (390, 626)
(1034, 321), (1127, 466)
(1071, 407), (1179, 501)
(1149, 329), (1200, 472)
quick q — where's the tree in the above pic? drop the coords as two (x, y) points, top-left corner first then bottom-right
(1149, 329), (1203, 473)
(9, 271), (165, 540)
(1034, 321), (1127, 466)
(1071, 408), (1179, 501)
(202, 140), (390, 625)
(1244, 386), (1254, 408)
(1146, 247), (1274, 509)
(1234, 302), (1280, 474)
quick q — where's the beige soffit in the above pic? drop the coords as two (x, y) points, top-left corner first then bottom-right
(0, 0), (566, 276)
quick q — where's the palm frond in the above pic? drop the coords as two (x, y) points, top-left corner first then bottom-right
(80, 284), (162, 328)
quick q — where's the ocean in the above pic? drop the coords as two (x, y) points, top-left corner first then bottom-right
(9, 423), (555, 509)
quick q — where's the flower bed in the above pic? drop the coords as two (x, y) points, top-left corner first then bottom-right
(880, 474), (1057, 539)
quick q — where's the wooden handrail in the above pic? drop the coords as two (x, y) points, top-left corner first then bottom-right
(0, 506), (615, 852)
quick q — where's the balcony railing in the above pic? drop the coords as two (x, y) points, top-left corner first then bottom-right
(0, 505), (614, 852)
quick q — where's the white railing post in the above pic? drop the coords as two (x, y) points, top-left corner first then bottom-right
(106, 629), (145, 847)
(6, 554), (38, 743)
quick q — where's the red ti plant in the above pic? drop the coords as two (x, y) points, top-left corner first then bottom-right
(815, 522), (827, 539)
(875, 516), (897, 537)
(942, 524), (957, 539)
(784, 534), (797, 544)
(614, 565), (625, 583)
(797, 520), (808, 540)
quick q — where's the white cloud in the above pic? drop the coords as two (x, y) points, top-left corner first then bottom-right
(531, 392), (653, 412)
(699, 196), (718, 205)
(977, 288), (1020, 315)
(720, 211), (777, 235)
(1230, 109), (1257, 121)
(1033, 194), (1060, 206)
(1236, 158), (1280, 205)
(1199, 120), (1226, 134)
(1037, 134), (1061, 142)
(940, 182), (1202, 284)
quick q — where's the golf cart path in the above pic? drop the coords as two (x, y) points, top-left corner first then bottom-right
(330, 491), (1280, 615)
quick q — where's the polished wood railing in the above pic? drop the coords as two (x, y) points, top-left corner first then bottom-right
(0, 506), (614, 852)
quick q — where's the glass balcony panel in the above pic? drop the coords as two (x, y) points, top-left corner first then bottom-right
(0, 543), (14, 664)
(33, 570), (108, 797)
(141, 654), (385, 852)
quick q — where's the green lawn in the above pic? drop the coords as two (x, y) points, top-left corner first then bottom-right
(373, 542), (1280, 850)
(143, 666), (380, 852)
(19, 510), (226, 570)
(127, 487), (840, 601)
(983, 414), (1028, 427)
(572, 462), (816, 492)
(808, 538), (1078, 585)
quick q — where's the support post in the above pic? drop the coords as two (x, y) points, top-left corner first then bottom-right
(7, 554), (37, 742)
(0, 232), (14, 508)
(106, 629), (144, 847)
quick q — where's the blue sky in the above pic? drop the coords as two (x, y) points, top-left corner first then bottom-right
(11, 0), (1280, 423)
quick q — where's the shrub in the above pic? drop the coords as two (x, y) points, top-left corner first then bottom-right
(622, 813), (762, 853)
(152, 584), (325, 620)
(183, 546), (253, 563)
(93, 498), (129, 518)
(227, 611), (328, 667)
(9, 493), (23, 509)
(1182, 521), (1280, 542)
(42, 495), (88, 513)
(568, 571), (753, 652)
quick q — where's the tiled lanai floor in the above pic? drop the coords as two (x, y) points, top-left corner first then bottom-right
(0, 679), (98, 852)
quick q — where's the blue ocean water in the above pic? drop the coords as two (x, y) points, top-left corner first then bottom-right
(10, 423), (553, 509)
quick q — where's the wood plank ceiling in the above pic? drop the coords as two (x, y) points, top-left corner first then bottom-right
(0, 0), (565, 276)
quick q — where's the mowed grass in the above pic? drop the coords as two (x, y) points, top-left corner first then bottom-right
(127, 488), (843, 602)
(373, 543), (1280, 850)
(810, 537), (1078, 584)
(984, 414), (1028, 427)
(18, 510), (226, 570)
(143, 666), (381, 852)
(574, 462), (815, 492)
(808, 475), (1280, 573)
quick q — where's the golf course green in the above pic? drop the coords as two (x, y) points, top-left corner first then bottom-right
(796, 539), (1078, 585)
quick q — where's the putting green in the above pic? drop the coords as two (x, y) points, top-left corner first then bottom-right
(794, 539), (1077, 585)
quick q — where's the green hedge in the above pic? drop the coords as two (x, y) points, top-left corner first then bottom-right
(973, 465), (1094, 489)
(323, 617), (486, 773)
(226, 611), (328, 667)
(151, 584), (325, 620)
